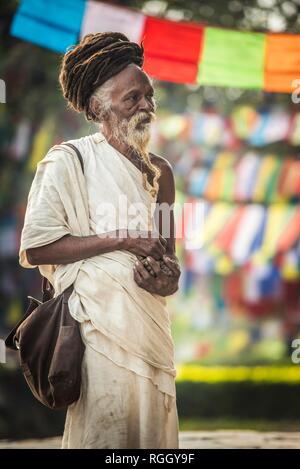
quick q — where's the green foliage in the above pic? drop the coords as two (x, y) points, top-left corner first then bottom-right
(179, 417), (300, 431)
(130, 0), (300, 32)
(177, 381), (300, 420)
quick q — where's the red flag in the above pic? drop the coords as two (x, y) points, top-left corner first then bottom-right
(142, 16), (204, 84)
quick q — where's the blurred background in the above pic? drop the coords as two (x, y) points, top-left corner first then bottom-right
(1, 0), (300, 440)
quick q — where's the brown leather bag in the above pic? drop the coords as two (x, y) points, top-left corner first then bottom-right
(5, 279), (85, 409)
(5, 142), (86, 410)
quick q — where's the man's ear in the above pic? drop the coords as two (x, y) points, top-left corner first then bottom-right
(89, 96), (101, 118)
(89, 96), (110, 122)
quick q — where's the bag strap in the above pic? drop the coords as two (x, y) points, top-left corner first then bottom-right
(62, 142), (85, 174)
(41, 142), (85, 301)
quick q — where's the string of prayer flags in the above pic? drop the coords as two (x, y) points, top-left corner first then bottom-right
(11, 0), (300, 92)
(230, 205), (266, 266)
(247, 204), (295, 263)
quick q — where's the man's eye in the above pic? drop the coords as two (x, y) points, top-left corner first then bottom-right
(127, 95), (138, 102)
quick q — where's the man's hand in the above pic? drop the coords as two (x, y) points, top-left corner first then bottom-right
(137, 255), (173, 277)
(133, 254), (181, 297)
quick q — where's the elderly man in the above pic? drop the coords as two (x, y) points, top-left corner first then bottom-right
(19, 32), (181, 449)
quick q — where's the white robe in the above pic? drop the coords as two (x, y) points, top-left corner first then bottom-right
(19, 130), (179, 449)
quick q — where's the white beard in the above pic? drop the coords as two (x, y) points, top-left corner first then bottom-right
(107, 111), (154, 156)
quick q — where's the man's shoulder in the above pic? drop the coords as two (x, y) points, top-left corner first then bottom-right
(150, 153), (175, 202)
(150, 152), (173, 171)
(46, 133), (93, 163)
(40, 137), (87, 174)
(60, 133), (93, 151)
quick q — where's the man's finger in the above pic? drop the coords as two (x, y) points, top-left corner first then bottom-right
(157, 242), (167, 257)
(151, 231), (167, 247)
(151, 244), (166, 260)
(146, 256), (160, 276)
(133, 267), (143, 285)
(134, 260), (150, 280)
(141, 257), (156, 277)
(162, 255), (181, 274)
(159, 234), (167, 247)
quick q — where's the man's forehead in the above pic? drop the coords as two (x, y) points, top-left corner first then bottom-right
(111, 64), (153, 95)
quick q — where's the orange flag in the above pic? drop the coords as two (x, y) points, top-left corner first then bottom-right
(264, 34), (300, 92)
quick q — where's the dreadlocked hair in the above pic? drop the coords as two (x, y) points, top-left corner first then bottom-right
(140, 150), (162, 200)
(58, 32), (144, 121)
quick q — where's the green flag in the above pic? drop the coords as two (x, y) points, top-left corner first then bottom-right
(197, 27), (266, 89)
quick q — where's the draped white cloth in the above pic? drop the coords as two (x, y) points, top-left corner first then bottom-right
(19, 130), (179, 448)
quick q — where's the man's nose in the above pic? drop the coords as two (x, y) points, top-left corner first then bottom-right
(139, 96), (154, 113)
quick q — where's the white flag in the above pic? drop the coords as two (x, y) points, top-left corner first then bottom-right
(81, 0), (146, 43)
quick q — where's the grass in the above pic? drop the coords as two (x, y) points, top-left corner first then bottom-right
(179, 418), (300, 432)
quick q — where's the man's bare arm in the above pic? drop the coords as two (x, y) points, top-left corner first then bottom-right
(26, 228), (168, 266)
(26, 232), (126, 266)
(133, 158), (181, 296)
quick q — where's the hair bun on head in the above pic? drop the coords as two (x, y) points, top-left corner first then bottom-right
(59, 31), (144, 120)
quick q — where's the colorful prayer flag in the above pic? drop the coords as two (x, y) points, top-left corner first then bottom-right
(197, 27), (266, 89)
(80, 0), (146, 43)
(11, 0), (85, 53)
(264, 34), (300, 93)
(142, 16), (204, 84)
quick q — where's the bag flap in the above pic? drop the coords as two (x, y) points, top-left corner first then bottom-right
(4, 296), (41, 351)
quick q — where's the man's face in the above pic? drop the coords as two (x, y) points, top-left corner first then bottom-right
(100, 64), (156, 154)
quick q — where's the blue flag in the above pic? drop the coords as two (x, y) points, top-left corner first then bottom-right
(10, 0), (86, 53)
